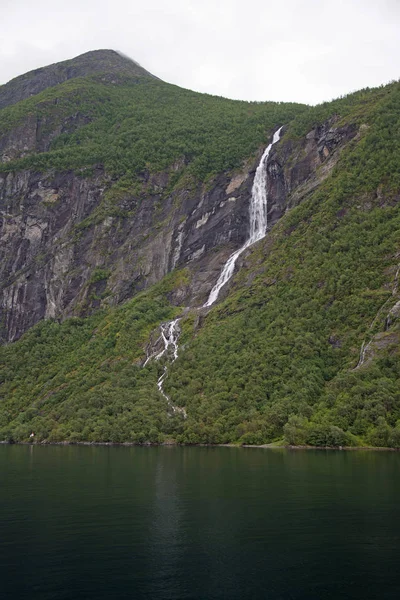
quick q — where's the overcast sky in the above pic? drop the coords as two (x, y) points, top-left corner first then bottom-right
(1, 0), (399, 105)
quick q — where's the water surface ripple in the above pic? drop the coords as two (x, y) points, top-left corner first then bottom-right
(1, 446), (399, 599)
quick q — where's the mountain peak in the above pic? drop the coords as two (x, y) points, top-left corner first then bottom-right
(0, 49), (156, 110)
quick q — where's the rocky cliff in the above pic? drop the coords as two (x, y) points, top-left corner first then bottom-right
(0, 108), (358, 341)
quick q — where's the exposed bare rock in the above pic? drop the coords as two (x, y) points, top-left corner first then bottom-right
(0, 117), (362, 342)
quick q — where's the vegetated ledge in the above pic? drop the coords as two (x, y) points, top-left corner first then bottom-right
(0, 440), (398, 451)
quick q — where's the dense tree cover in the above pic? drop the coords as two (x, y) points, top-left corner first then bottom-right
(288, 81), (397, 138)
(0, 74), (306, 183)
(0, 272), (186, 443)
(163, 82), (400, 447)
(0, 78), (399, 447)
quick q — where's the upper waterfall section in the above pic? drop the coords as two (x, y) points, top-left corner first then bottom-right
(204, 126), (283, 307)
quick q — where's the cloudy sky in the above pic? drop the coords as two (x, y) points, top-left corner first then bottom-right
(1, 0), (399, 105)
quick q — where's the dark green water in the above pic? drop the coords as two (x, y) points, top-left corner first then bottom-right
(1, 446), (399, 600)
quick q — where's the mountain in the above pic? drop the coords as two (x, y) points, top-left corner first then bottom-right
(0, 49), (156, 110)
(0, 51), (399, 447)
(0, 50), (305, 341)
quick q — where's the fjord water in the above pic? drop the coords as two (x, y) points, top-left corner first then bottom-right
(1, 446), (399, 600)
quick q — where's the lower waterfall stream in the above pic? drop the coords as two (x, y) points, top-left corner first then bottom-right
(155, 320), (186, 418)
(146, 127), (283, 412)
(143, 319), (187, 417)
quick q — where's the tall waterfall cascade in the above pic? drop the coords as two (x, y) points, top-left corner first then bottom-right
(145, 127), (283, 412)
(204, 126), (283, 307)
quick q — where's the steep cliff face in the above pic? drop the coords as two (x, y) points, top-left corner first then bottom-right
(0, 113), (359, 341)
(0, 108), (93, 163)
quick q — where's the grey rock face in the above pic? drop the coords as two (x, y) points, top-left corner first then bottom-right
(0, 160), (252, 341)
(0, 119), (359, 342)
(270, 118), (358, 215)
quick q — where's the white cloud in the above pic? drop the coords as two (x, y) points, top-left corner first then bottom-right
(0, 0), (399, 104)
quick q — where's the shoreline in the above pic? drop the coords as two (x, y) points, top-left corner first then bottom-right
(0, 440), (398, 451)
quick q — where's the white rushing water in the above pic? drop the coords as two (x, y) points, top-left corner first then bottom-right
(146, 127), (283, 411)
(204, 126), (283, 307)
(145, 319), (187, 417)
(143, 319), (179, 367)
(157, 319), (180, 363)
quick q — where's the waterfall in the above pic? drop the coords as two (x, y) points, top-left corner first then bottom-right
(156, 319), (180, 363)
(143, 319), (179, 367)
(145, 318), (187, 418)
(204, 126), (283, 307)
(145, 127), (283, 413)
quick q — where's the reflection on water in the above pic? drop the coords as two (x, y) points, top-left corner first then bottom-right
(1, 445), (399, 600)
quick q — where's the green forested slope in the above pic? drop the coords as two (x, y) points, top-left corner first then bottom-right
(0, 271), (186, 443)
(165, 82), (400, 446)
(0, 74), (305, 182)
(0, 70), (399, 447)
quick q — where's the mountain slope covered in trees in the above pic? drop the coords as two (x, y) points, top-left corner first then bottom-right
(0, 51), (399, 447)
